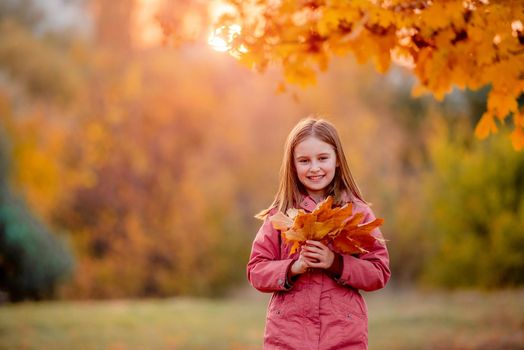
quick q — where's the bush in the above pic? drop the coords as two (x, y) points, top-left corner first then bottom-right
(0, 132), (74, 301)
(420, 126), (524, 288)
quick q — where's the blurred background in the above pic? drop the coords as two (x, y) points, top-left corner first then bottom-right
(0, 0), (523, 349)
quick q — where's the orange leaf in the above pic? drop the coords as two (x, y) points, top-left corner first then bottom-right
(331, 235), (369, 255)
(475, 112), (498, 140)
(269, 196), (385, 256)
(511, 127), (524, 151)
(334, 217), (385, 254)
(269, 211), (294, 231)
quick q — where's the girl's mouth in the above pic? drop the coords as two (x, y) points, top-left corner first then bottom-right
(307, 175), (324, 181)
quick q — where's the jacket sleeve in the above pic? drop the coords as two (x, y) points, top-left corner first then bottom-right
(335, 205), (391, 292)
(247, 215), (295, 293)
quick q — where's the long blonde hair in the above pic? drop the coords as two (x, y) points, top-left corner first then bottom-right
(256, 117), (366, 219)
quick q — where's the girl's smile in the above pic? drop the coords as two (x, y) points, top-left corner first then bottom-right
(294, 136), (338, 201)
(308, 175), (325, 181)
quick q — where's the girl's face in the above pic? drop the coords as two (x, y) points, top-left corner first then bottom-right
(293, 136), (338, 201)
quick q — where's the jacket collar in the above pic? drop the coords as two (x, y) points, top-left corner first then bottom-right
(299, 195), (319, 212)
(298, 191), (352, 212)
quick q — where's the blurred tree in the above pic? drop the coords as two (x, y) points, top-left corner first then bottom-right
(0, 0), (82, 301)
(419, 122), (524, 288)
(0, 19), (82, 105)
(0, 0), (43, 30)
(0, 188), (75, 302)
(92, 0), (134, 50)
(1, 0), (259, 299)
(5, 0), (522, 298)
(42, 49), (260, 298)
(0, 116), (74, 302)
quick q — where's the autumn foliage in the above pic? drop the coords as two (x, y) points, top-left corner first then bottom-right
(207, 0), (524, 149)
(269, 196), (384, 255)
(1, 0), (523, 301)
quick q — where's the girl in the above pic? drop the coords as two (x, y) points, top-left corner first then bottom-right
(247, 117), (390, 349)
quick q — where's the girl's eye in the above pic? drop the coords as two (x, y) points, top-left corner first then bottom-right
(298, 159), (309, 163)
(319, 156), (328, 161)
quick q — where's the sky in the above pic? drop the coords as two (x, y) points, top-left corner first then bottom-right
(33, 0), (91, 34)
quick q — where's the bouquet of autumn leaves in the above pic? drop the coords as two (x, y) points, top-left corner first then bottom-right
(269, 196), (385, 256)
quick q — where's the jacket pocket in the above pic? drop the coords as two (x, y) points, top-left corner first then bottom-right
(324, 292), (368, 346)
(265, 292), (307, 349)
(330, 288), (368, 320)
(268, 291), (305, 318)
(329, 288), (367, 319)
(268, 292), (284, 317)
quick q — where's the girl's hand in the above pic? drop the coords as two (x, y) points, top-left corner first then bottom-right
(289, 253), (309, 276)
(301, 240), (335, 269)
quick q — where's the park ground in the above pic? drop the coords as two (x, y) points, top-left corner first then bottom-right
(1, 288), (523, 350)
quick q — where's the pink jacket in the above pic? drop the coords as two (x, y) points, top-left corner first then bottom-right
(247, 196), (390, 350)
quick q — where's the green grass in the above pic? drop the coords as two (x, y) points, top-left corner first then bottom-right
(366, 289), (524, 349)
(1, 289), (523, 349)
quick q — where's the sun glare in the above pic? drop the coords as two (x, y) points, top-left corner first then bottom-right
(207, 0), (246, 56)
(208, 24), (242, 53)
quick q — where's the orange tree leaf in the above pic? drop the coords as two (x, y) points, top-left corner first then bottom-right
(334, 217), (385, 254)
(312, 221), (335, 240)
(293, 211), (316, 238)
(269, 211), (294, 231)
(331, 235), (369, 255)
(282, 228), (307, 254)
(311, 195), (334, 220)
(269, 196), (385, 256)
(204, 0), (524, 150)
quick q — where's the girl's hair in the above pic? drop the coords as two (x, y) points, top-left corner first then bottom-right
(256, 116), (366, 219)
